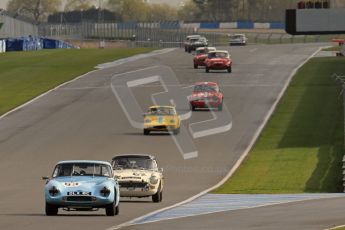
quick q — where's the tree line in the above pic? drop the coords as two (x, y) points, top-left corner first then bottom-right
(6, 0), (299, 23)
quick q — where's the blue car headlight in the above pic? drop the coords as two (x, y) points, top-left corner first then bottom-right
(48, 186), (59, 197)
(100, 186), (111, 197)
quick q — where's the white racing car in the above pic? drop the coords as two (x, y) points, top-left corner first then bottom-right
(111, 154), (164, 203)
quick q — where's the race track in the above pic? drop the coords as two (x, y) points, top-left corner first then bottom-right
(0, 43), (322, 230)
(123, 196), (345, 230)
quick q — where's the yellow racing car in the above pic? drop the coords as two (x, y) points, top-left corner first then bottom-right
(143, 106), (181, 135)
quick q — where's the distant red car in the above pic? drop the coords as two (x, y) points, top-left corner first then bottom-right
(205, 50), (232, 73)
(193, 47), (216, 69)
(189, 82), (224, 111)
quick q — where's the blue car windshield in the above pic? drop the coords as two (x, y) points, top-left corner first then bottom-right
(52, 163), (113, 178)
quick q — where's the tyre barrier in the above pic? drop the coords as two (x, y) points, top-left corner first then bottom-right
(3, 37), (76, 52)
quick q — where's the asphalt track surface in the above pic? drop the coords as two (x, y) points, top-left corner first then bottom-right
(0, 44), (323, 230)
(124, 196), (345, 230)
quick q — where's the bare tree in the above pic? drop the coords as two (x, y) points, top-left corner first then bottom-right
(65, 0), (94, 11)
(7, 0), (62, 22)
(107, 0), (148, 21)
(148, 4), (177, 21)
(178, 1), (201, 21)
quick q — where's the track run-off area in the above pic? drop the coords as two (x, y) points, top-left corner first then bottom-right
(0, 43), (328, 230)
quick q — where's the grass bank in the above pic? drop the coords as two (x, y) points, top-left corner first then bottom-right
(215, 57), (345, 194)
(0, 48), (155, 115)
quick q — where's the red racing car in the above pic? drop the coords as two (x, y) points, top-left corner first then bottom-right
(189, 82), (224, 111)
(205, 50), (232, 73)
(193, 47), (216, 69)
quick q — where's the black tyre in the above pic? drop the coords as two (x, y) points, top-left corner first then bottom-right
(206, 67), (210, 73)
(194, 64), (198, 69)
(45, 202), (58, 216)
(191, 105), (196, 111)
(152, 190), (162, 203)
(105, 201), (119, 216)
(228, 66), (232, 73)
(159, 191), (163, 202)
(173, 128), (180, 135)
(218, 103), (223, 111)
(115, 205), (119, 215)
(144, 129), (150, 135)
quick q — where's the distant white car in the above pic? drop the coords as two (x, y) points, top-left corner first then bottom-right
(112, 154), (164, 203)
(184, 35), (201, 52)
(229, 34), (247, 46)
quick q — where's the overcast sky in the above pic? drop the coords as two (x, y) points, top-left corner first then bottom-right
(0, 0), (8, 9)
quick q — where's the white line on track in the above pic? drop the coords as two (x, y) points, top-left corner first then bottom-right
(107, 46), (325, 230)
(130, 193), (344, 225)
(131, 194), (345, 225)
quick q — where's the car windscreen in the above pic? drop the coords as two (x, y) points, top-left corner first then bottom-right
(231, 35), (243, 39)
(112, 157), (158, 170)
(190, 38), (200, 43)
(196, 49), (206, 55)
(194, 84), (218, 92)
(147, 107), (176, 115)
(208, 52), (228, 59)
(52, 163), (112, 178)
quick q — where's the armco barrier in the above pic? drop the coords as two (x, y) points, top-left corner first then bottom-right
(181, 23), (200, 29)
(160, 21), (180, 29)
(117, 22), (138, 30)
(270, 22), (285, 29)
(254, 22), (270, 29)
(138, 22), (159, 29)
(200, 22), (220, 29)
(184, 21), (284, 30)
(237, 21), (254, 29)
(219, 22), (238, 29)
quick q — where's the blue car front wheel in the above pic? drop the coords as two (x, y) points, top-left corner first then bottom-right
(105, 202), (119, 216)
(45, 202), (58, 216)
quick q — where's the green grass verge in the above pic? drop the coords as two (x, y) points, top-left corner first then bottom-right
(323, 46), (341, 51)
(0, 48), (155, 115)
(215, 57), (345, 194)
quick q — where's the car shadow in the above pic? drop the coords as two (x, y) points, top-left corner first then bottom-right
(123, 132), (172, 136)
(120, 200), (153, 203)
(193, 108), (221, 112)
(2, 213), (106, 217)
(203, 71), (232, 74)
(1, 213), (45, 217)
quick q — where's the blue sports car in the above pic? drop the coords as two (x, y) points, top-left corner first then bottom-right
(43, 160), (120, 216)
